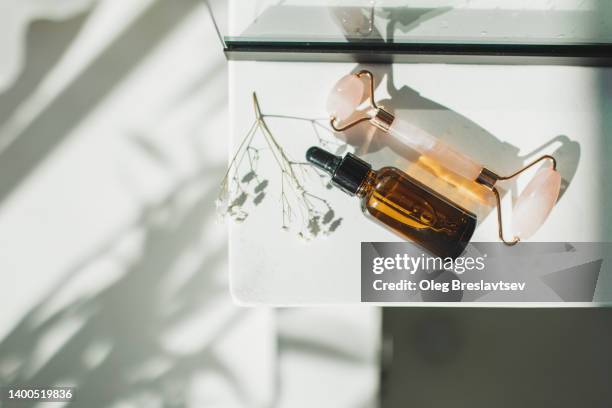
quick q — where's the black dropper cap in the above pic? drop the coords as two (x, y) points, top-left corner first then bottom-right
(306, 146), (371, 195)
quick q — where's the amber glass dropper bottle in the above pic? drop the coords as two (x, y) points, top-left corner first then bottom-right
(306, 146), (477, 259)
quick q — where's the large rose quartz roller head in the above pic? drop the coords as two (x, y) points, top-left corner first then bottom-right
(511, 166), (561, 240)
(486, 156), (560, 245)
(326, 69), (562, 245)
(326, 74), (366, 122)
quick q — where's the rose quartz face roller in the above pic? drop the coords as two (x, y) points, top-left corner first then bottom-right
(327, 70), (562, 245)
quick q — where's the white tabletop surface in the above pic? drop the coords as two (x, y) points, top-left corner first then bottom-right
(226, 0), (612, 306)
(228, 60), (611, 306)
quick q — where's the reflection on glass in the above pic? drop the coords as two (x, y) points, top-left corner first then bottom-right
(228, 1), (612, 45)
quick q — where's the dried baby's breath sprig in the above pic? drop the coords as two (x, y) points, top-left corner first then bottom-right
(217, 93), (343, 239)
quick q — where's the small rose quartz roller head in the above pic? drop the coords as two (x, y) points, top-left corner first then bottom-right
(327, 70), (562, 245)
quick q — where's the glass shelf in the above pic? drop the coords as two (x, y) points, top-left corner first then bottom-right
(214, 0), (612, 65)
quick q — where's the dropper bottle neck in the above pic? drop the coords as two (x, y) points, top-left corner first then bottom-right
(356, 170), (377, 198)
(306, 147), (372, 196)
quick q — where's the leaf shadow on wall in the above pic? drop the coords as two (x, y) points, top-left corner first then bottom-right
(0, 162), (254, 408)
(0, 0), (201, 207)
